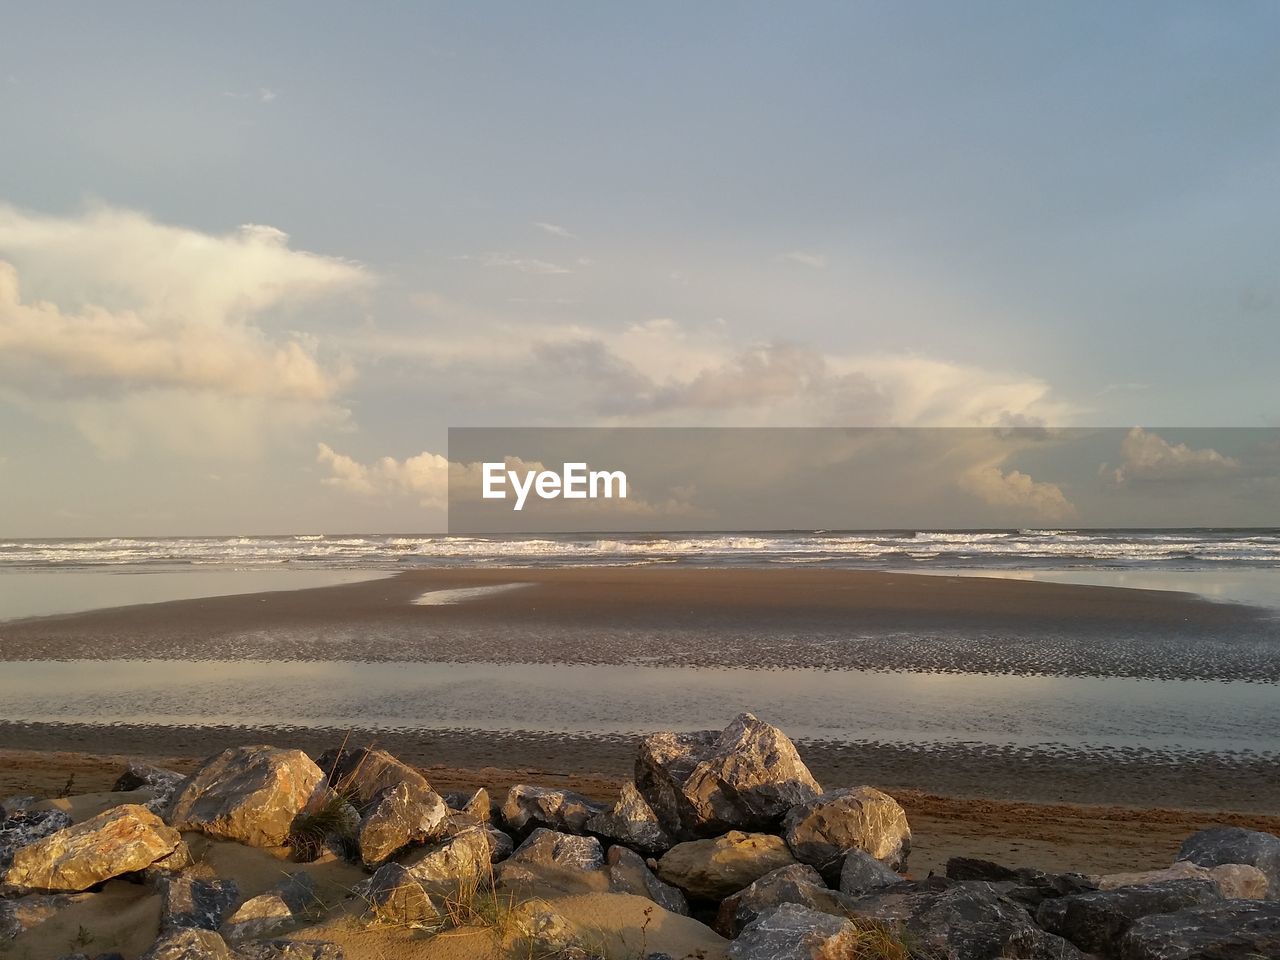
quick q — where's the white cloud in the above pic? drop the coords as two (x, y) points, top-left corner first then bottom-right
(781, 250), (828, 269)
(533, 221), (577, 239)
(459, 252), (574, 275)
(317, 443), (450, 508)
(1110, 427), (1240, 483)
(0, 203), (368, 456)
(960, 462), (1076, 522)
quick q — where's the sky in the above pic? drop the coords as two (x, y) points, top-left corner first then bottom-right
(1, 2), (1277, 535)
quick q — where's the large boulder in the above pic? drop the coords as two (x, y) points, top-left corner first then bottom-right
(507, 828), (603, 872)
(314, 747), (430, 810)
(657, 831), (798, 901)
(1177, 827), (1280, 899)
(1035, 879), (1224, 955)
(1119, 899), (1280, 960)
(636, 714), (822, 838)
(158, 874), (241, 932)
(500, 785), (606, 836)
(220, 873), (316, 942)
(401, 825), (494, 893)
(846, 878), (1087, 959)
(0, 809), (73, 870)
(840, 849), (903, 896)
(362, 862), (440, 925)
(585, 782), (672, 856)
(1094, 860), (1270, 900)
(1, 892), (92, 938)
(2, 804), (181, 893)
(783, 786), (911, 880)
(945, 856), (1098, 912)
(606, 845), (688, 916)
(356, 781), (448, 868)
(726, 903), (857, 960)
(716, 863), (853, 938)
(167, 747), (324, 847)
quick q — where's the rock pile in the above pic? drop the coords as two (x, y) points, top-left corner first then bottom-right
(2, 714), (1278, 959)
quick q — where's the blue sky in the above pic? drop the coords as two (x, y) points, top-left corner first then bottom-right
(0, 3), (1277, 533)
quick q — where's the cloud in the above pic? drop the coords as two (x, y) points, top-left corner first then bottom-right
(459, 253), (574, 275)
(1110, 427), (1240, 483)
(533, 221), (577, 239)
(317, 443), (450, 508)
(0, 203), (368, 456)
(781, 250), (828, 269)
(960, 462), (1077, 522)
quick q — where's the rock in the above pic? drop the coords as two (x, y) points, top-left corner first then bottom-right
(507, 901), (576, 952)
(362, 862), (440, 925)
(585, 783), (673, 856)
(783, 786), (910, 881)
(636, 714), (822, 839)
(945, 856), (1098, 911)
(1, 893), (92, 938)
(356, 781), (448, 868)
(140, 928), (234, 960)
(313, 748), (431, 810)
(233, 941), (343, 960)
(657, 831), (798, 901)
(1035, 879), (1224, 955)
(846, 878), (1087, 959)
(442, 788), (491, 824)
(401, 826), (493, 893)
(839, 849), (903, 895)
(500, 785), (606, 836)
(3, 804), (181, 893)
(716, 863), (855, 938)
(1, 809), (74, 869)
(167, 747), (324, 848)
(142, 841), (196, 883)
(606, 845), (688, 916)
(113, 762), (186, 815)
(1119, 899), (1280, 960)
(159, 875), (241, 932)
(219, 874), (316, 942)
(727, 902), (856, 960)
(483, 825), (513, 863)
(1177, 827), (1280, 899)
(1094, 860), (1270, 900)
(508, 828), (603, 872)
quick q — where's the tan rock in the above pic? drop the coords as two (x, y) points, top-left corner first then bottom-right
(3, 803), (180, 893)
(657, 830), (798, 900)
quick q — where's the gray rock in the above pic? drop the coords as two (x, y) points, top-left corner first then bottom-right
(1, 797), (38, 817)
(3, 804), (181, 893)
(401, 826), (493, 893)
(657, 830), (798, 901)
(716, 863), (853, 938)
(1035, 879), (1224, 955)
(846, 878), (1087, 959)
(1, 809), (74, 870)
(839, 849), (903, 896)
(362, 862), (440, 926)
(167, 746), (324, 848)
(113, 762), (186, 815)
(606, 845), (688, 916)
(140, 928), (234, 960)
(483, 825), (513, 863)
(636, 713), (822, 839)
(159, 875), (241, 932)
(783, 786), (911, 881)
(313, 748), (431, 811)
(1177, 827), (1280, 900)
(1119, 899), (1280, 960)
(585, 783), (673, 856)
(726, 903), (855, 960)
(508, 828), (603, 872)
(356, 781), (448, 868)
(233, 941), (343, 960)
(945, 856), (1098, 911)
(219, 874), (316, 943)
(1, 893), (92, 939)
(500, 785), (606, 836)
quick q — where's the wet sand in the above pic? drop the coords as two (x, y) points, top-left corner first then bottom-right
(2, 567), (1275, 679)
